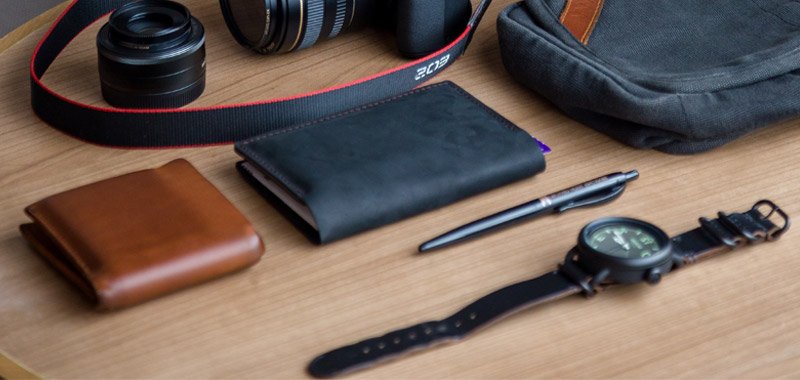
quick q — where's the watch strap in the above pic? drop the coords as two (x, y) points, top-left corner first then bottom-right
(671, 200), (790, 266)
(307, 271), (580, 378)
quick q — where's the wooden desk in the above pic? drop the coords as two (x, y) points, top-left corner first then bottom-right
(2, 1), (799, 378)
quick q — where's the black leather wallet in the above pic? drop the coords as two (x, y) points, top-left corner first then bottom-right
(235, 81), (546, 244)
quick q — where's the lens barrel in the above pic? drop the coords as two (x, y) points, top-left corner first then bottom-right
(220, 0), (376, 54)
(97, 0), (206, 108)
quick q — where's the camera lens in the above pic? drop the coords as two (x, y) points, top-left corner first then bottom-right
(224, 0), (274, 47)
(97, 0), (206, 108)
(220, 0), (379, 54)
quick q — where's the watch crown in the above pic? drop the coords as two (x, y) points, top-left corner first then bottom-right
(646, 269), (662, 285)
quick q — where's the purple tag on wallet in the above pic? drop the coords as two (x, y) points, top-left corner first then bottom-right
(534, 137), (551, 154)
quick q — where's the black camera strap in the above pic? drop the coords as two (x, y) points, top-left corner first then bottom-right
(30, 0), (491, 148)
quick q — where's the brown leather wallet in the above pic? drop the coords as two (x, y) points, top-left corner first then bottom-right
(19, 159), (264, 310)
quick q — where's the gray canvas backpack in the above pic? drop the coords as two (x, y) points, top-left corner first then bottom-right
(498, 0), (800, 153)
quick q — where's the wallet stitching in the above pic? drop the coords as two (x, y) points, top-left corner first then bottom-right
(238, 82), (449, 145)
(238, 81), (534, 197)
(237, 83), (451, 196)
(236, 83), (450, 196)
(446, 85), (525, 133)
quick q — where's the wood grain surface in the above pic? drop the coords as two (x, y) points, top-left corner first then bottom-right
(0, 1), (69, 51)
(2, 0), (800, 378)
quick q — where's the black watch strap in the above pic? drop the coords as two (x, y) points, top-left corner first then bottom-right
(307, 200), (791, 378)
(307, 271), (581, 378)
(671, 200), (790, 266)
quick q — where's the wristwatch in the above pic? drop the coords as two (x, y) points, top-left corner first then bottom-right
(307, 200), (790, 378)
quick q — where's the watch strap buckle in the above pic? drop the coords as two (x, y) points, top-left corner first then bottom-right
(698, 200), (790, 249)
(751, 200), (791, 241)
(674, 200), (791, 266)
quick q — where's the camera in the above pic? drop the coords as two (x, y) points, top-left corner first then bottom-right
(219, 0), (472, 58)
(95, 0), (470, 109)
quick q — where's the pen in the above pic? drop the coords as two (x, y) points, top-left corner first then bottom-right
(418, 170), (640, 253)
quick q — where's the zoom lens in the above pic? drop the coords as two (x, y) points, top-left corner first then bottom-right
(97, 0), (206, 108)
(220, 0), (380, 54)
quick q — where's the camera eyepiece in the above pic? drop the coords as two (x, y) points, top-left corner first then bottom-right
(97, 0), (206, 108)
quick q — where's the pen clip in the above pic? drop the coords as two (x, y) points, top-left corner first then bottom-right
(555, 184), (627, 213)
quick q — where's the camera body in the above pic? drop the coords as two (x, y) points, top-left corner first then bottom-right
(394, 0), (473, 57)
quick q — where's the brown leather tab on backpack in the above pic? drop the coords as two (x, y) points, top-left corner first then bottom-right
(559, 0), (605, 44)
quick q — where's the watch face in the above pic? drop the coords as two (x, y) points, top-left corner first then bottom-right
(577, 217), (673, 284)
(586, 223), (661, 259)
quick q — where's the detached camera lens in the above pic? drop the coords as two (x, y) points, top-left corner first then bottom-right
(97, 0), (206, 108)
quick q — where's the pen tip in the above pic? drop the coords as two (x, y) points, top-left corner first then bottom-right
(625, 170), (639, 181)
(419, 238), (447, 253)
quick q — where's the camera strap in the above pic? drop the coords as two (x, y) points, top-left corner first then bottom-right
(30, 0), (492, 148)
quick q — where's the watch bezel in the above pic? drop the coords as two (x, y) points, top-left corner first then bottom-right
(576, 217), (673, 284)
(578, 217), (672, 267)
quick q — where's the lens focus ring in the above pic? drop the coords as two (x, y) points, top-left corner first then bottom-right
(298, 0), (324, 50)
(220, 0), (365, 53)
(328, 0), (348, 38)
